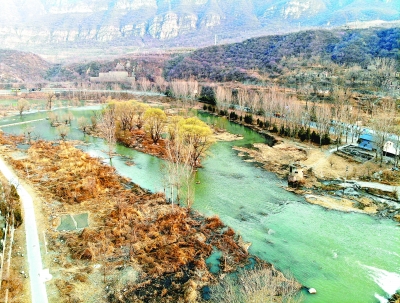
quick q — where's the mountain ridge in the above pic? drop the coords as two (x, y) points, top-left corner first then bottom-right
(1, 0), (398, 53)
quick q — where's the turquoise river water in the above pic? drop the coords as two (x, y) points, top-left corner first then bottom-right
(1, 105), (399, 303)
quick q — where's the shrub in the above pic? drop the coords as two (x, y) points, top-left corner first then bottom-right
(311, 130), (320, 144)
(219, 109), (228, 116)
(244, 114), (253, 124)
(279, 125), (285, 136)
(14, 209), (23, 227)
(298, 127), (306, 141)
(284, 126), (291, 137)
(321, 133), (331, 145)
(229, 111), (238, 120)
(210, 266), (302, 303)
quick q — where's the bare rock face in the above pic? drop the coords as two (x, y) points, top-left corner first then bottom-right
(148, 12), (198, 40)
(0, 0), (398, 51)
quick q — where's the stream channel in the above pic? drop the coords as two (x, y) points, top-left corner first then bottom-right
(1, 104), (399, 303)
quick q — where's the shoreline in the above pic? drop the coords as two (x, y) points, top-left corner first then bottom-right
(201, 110), (400, 221)
(0, 134), (301, 302)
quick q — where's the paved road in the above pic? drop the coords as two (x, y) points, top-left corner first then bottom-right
(355, 181), (400, 195)
(0, 88), (165, 97)
(0, 158), (48, 303)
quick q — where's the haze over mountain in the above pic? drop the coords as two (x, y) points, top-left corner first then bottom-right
(1, 0), (399, 56)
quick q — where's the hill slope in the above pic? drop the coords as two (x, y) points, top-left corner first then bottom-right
(0, 50), (52, 83)
(162, 27), (400, 82)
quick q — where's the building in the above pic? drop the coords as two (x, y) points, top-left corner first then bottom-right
(288, 163), (304, 187)
(358, 132), (375, 151)
(90, 63), (134, 83)
(383, 141), (400, 156)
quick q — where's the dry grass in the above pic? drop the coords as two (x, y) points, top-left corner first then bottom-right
(116, 129), (168, 159)
(234, 142), (307, 178)
(3, 139), (293, 303)
(210, 266), (302, 303)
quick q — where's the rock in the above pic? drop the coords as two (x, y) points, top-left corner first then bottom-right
(52, 217), (61, 227)
(237, 235), (252, 253)
(308, 288), (317, 294)
(344, 188), (360, 197)
(194, 233), (206, 243)
(184, 280), (197, 303)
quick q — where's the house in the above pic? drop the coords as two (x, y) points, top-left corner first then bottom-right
(383, 141), (400, 156)
(288, 163), (304, 187)
(358, 132), (375, 151)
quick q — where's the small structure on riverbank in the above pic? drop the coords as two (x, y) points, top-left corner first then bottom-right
(383, 141), (400, 156)
(288, 163), (304, 187)
(358, 132), (375, 151)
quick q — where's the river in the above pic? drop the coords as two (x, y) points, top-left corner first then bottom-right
(1, 105), (399, 303)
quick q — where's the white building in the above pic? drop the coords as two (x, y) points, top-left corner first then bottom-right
(90, 63), (134, 82)
(383, 141), (400, 156)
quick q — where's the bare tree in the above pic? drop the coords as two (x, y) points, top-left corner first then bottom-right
(115, 101), (136, 131)
(46, 92), (56, 110)
(369, 57), (397, 92)
(77, 117), (90, 134)
(144, 108), (167, 144)
(57, 124), (70, 141)
(17, 98), (30, 116)
(187, 77), (199, 104)
(138, 77), (152, 92)
(154, 76), (168, 93)
(315, 103), (331, 146)
(133, 101), (149, 130)
(165, 116), (196, 208)
(98, 105), (117, 162)
(248, 89), (260, 114)
(372, 99), (396, 166)
(330, 87), (347, 150)
(24, 125), (35, 144)
(237, 88), (248, 116)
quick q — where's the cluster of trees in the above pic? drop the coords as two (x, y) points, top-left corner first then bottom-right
(204, 84), (370, 147)
(202, 81), (399, 166)
(78, 100), (214, 208)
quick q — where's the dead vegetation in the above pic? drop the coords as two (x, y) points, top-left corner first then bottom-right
(1, 137), (297, 302)
(116, 128), (168, 159)
(210, 265), (302, 303)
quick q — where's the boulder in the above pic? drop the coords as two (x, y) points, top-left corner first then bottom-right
(308, 288), (317, 294)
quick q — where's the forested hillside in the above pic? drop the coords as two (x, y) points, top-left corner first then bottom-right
(163, 27), (399, 83)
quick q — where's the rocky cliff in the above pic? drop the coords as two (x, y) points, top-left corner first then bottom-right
(0, 0), (398, 52)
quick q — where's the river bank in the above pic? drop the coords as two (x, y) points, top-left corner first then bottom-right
(0, 134), (301, 303)
(235, 137), (400, 221)
(199, 109), (400, 222)
(1, 101), (400, 302)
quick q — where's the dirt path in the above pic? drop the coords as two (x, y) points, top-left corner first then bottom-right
(0, 157), (49, 303)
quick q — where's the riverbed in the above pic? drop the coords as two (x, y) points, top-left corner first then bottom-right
(1, 105), (399, 303)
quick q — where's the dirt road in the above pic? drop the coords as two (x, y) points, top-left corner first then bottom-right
(0, 158), (48, 303)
